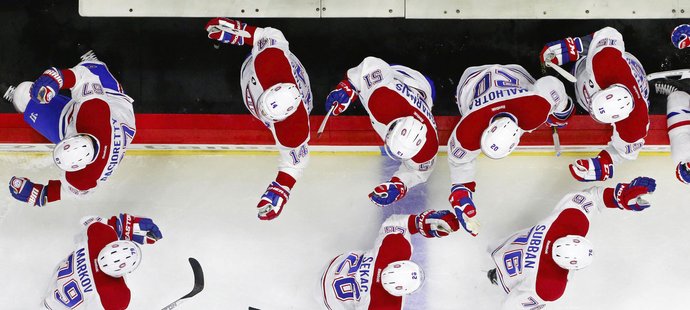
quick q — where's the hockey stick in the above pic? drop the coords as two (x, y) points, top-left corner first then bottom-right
(552, 126), (561, 157)
(646, 69), (690, 81)
(317, 105), (337, 138)
(160, 258), (205, 310)
(545, 62), (577, 83)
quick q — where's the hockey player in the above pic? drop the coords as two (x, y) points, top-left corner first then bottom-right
(205, 18), (313, 220)
(3, 51), (136, 207)
(325, 56), (439, 207)
(43, 213), (162, 309)
(487, 177), (655, 309)
(540, 26), (650, 182)
(320, 209), (459, 309)
(447, 64), (573, 237)
(650, 75), (690, 184)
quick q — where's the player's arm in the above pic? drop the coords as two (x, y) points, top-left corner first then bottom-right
(446, 121), (481, 237)
(501, 287), (548, 310)
(256, 107), (310, 221)
(324, 57), (395, 116)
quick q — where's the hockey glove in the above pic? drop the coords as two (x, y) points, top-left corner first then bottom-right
(31, 67), (64, 104)
(415, 209), (460, 238)
(608, 177), (656, 211)
(569, 150), (614, 182)
(8, 177), (48, 207)
(369, 177), (407, 207)
(257, 181), (290, 220)
(672, 24), (690, 49)
(547, 98), (575, 128)
(676, 162), (690, 184)
(449, 183), (480, 236)
(540, 37), (583, 66)
(325, 79), (358, 116)
(205, 18), (250, 45)
(109, 213), (163, 244)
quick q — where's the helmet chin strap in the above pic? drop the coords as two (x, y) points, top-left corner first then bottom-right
(490, 112), (518, 125)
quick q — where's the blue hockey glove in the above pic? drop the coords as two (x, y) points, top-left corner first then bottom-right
(677, 162), (690, 184)
(325, 79), (358, 116)
(540, 37), (583, 66)
(8, 177), (48, 207)
(109, 213), (163, 244)
(449, 184), (480, 236)
(369, 177), (407, 207)
(257, 181), (291, 220)
(30, 67), (64, 104)
(569, 150), (614, 182)
(611, 177), (656, 211)
(415, 209), (460, 238)
(205, 18), (250, 45)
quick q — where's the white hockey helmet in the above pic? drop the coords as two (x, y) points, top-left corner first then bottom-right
(384, 116), (428, 161)
(590, 84), (634, 124)
(480, 113), (523, 159)
(9, 81), (33, 113)
(551, 235), (594, 270)
(256, 83), (302, 123)
(380, 260), (425, 297)
(53, 134), (100, 172)
(97, 240), (142, 278)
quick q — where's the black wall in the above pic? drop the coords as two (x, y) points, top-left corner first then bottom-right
(1, 0), (687, 115)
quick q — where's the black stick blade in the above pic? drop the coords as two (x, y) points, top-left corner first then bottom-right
(183, 257), (204, 298)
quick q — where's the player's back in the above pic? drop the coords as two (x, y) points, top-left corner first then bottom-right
(321, 250), (373, 310)
(43, 222), (130, 310)
(456, 64), (538, 117)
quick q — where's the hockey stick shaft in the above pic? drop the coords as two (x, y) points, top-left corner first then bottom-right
(545, 62), (577, 83)
(552, 126), (561, 157)
(317, 105), (337, 138)
(161, 258), (205, 310)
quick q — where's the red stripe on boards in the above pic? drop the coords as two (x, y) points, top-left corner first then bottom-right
(0, 113), (670, 146)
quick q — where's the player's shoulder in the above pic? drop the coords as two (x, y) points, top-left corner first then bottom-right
(534, 273), (568, 302)
(97, 280), (131, 310)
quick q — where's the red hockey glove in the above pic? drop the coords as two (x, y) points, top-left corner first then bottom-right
(415, 209), (460, 238)
(606, 177), (656, 211)
(369, 177), (407, 207)
(449, 183), (480, 237)
(569, 150), (614, 182)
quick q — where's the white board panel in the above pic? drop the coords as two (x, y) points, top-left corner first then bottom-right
(79, 0), (321, 17)
(320, 0), (405, 17)
(406, 0), (690, 19)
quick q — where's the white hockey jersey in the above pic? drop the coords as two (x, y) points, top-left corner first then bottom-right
(667, 91), (690, 164)
(240, 26), (313, 181)
(56, 60), (136, 199)
(490, 187), (607, 309)
(573, 26), (650, 164)
(43, 222), (130, 310)
(447, 64), (563, 185)
(346, 56), (439, 188)
(320, 215), (414, 310)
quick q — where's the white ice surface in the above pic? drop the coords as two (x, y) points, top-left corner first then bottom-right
(0, 151), (688, 309)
